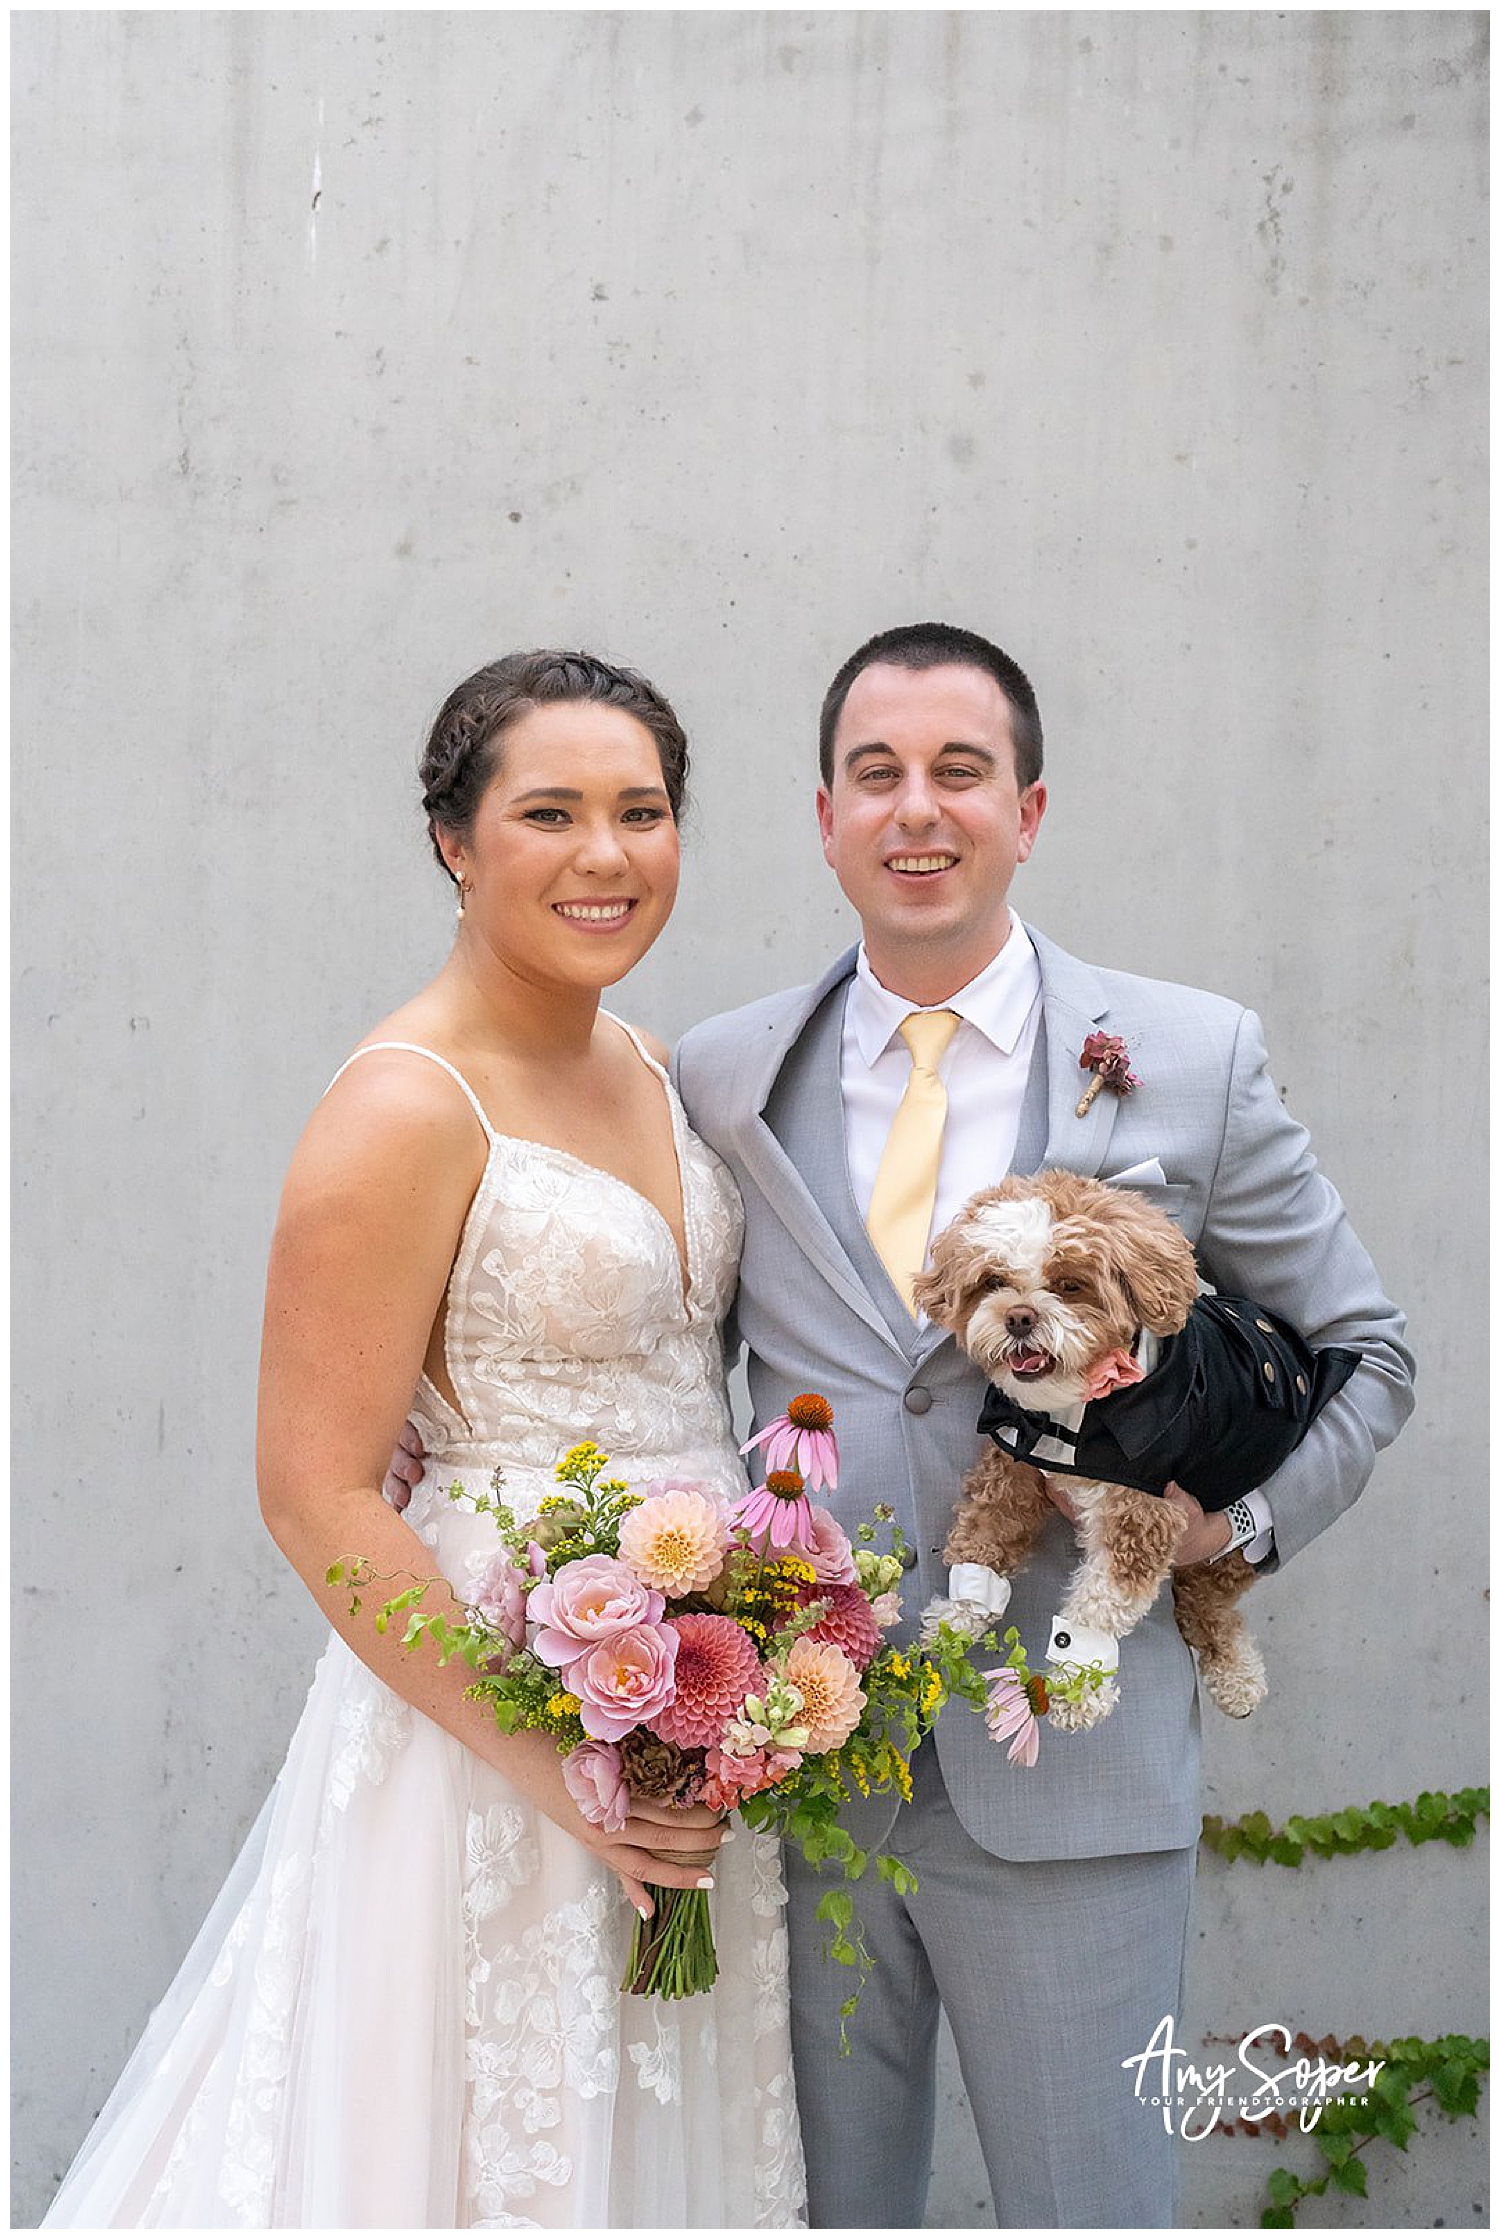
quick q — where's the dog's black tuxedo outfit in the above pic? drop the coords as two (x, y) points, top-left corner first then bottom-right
(976, 1294), (1359, 1511)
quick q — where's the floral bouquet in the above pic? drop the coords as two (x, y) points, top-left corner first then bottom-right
(332, 1394), (979, 2017)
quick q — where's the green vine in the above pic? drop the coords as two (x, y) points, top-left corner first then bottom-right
(1200, 1786), (1488, 1867)
(1195, 1792), (1488, 2220)
(1200, 2029), (1489, 2225)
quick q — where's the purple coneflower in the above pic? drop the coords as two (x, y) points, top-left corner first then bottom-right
(741, 1392), (840, 1493)
(983, 1667), (1044, 1768)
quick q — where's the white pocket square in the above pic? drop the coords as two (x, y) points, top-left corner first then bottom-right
(1103, 1158), (1168, 1188)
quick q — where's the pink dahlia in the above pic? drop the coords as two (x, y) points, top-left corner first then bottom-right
(650, 1614), (762, 1751)
(795, 1581), (884, 1671)
(783, 1636), (865, 1753)
(740, 1392), (840, 1493)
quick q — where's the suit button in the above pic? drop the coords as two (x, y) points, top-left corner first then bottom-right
(904, 1385), (932, 1415)
(901, 1542), (919, 1569)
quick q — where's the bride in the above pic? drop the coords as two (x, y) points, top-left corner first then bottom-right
(45, 651), (807, 2229)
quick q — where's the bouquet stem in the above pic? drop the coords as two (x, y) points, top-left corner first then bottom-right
(623, 1886), (718, 1998)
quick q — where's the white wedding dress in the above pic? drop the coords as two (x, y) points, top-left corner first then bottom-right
(45, 1037), (806, 2229)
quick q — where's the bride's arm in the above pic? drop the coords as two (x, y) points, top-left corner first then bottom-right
(256, 1054), (725, 1916)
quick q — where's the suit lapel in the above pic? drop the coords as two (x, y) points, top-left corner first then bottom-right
(733, 953), (913, 1360)
(1028, 924), (1123, 1178)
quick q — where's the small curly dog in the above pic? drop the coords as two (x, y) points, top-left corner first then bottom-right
(913, 1169), (1267, 1729)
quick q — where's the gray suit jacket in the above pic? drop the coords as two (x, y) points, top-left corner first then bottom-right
(674, 926), (1415, 1863)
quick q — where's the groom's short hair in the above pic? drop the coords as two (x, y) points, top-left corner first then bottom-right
(818, 622), (1044, 792)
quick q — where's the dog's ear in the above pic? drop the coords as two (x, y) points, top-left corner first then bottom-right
(1099, 1195), (1200, 1334)
(911, 1218), (970, 1331)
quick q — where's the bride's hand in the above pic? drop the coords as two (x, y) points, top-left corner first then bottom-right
(583, 1798), (731, 1922)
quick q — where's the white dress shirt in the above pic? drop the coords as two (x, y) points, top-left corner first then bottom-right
(839, 912), (1272, 1560)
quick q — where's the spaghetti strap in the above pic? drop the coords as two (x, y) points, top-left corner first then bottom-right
(324, 1040), (500, 1146)
(608, 1013), (670, 1083)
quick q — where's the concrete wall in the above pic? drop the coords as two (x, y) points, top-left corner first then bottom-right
(13, 10), (1486, 2225)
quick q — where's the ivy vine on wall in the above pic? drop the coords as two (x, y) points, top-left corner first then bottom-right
(1200, 1785), (1488, 1867)
(1198, 1787), (1489, 2226)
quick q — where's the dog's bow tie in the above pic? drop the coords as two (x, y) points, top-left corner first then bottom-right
(975, 1385), (1079, 1466)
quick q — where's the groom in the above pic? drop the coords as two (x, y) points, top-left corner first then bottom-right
(671, 622), (1414, 2228)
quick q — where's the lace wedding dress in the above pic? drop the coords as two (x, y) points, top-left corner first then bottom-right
(45, 1036), (806, 2229)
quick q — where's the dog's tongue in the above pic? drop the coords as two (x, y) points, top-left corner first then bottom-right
(1010, 1349), (1051, 1377)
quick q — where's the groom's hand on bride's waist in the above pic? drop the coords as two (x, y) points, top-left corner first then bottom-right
(383, 1418), (427, 1511)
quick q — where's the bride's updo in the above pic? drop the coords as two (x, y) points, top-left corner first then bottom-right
(420, 649), (690, 882)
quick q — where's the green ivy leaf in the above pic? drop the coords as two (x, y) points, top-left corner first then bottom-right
(1368, 2096), (1418, 2151)
(1266, 2168), (1301, 2207)
(1328, 2155), (1368, 2198)
(1433, 2062), (1480, 2117)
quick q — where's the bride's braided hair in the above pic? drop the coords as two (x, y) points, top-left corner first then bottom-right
(419, 649), (689, 881)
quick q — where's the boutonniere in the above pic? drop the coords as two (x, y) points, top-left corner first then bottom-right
(1076, 1030), (1140, 1118)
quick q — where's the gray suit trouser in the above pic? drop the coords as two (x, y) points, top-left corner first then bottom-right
(785, 1743), (1193, 2229)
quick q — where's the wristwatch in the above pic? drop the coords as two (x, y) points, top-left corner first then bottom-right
(1209, 1496), (1261, 1563)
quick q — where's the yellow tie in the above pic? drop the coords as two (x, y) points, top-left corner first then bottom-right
(866, 1009), (962, 1314)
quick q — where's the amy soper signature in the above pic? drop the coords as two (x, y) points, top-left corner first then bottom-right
(1121, 2016), (1385, 2141)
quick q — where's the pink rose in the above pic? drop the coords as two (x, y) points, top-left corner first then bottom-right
(562, 1739), (630, 1833)
(806, 1506), (858, 1586)
(571, 1623), (680, 1741)
(869, 1590), (902, 1629)
(529, 1555), (666, 1673)
(464, 1551), (529, 1658)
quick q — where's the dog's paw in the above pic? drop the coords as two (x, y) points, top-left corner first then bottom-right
(1046, 1675), (1120, 1731)
(1200, 1650), (1268, 1719)
(918, 1595), (991, 1647)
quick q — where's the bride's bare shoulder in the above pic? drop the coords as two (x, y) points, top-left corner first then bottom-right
(296, 1018), (487, 1191)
